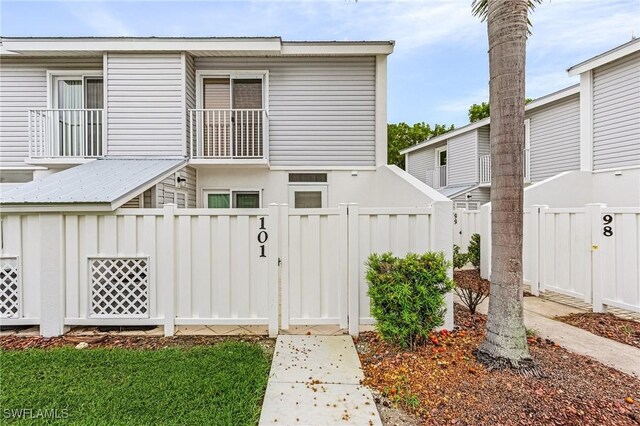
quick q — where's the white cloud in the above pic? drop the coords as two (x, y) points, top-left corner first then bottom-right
(65, 1), (133, 36)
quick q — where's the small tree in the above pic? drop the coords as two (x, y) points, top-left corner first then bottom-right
(453, 239), (488, 315)
(366, 252), (454, 350)
(467, 233), (481, 271)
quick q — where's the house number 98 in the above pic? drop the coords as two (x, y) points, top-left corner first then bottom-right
(258, 217), (268, 257)
(602, 214), (613, 237)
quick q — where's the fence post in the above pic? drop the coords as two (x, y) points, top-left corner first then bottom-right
(39, 213), (65, 337)
(279, 204), (290, 331)
(586, 203), (606, 313)
(338, 203), (349, 330)
(347, 203), (360, 336)
(163, 204), (176, 337)
(433, 200), (454, 330)
(480, 203), (491, 280)
(268, 204), (280, 337)
(528, 205), (547, 296)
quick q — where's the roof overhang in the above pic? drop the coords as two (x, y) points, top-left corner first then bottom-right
(400, 84), (580, 155)
(0, 37), (394, 57)
(0, 158), (186, 212)
(568, 38), (640, 76)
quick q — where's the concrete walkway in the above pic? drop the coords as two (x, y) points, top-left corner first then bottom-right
(467, 295), (640, 378)
(259, 335), (381, 426)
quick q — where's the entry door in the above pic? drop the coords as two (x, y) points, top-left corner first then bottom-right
(202, 78), (232, 157)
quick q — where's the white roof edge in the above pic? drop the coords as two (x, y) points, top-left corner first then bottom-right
(401, 85), (580, 155)
(568, 38), (640, 76)
(0, 37), (394, 56)
(109, 160), (186, 209)
(400, 119), (489, 155)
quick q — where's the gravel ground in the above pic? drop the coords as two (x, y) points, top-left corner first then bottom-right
(355, 304), (640, 426)
(556, 312), (640, 349)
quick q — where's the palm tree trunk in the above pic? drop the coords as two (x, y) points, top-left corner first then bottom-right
(477, 0), (534, 369)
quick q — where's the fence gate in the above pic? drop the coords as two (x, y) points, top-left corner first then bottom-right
(281, 206), (348, 329)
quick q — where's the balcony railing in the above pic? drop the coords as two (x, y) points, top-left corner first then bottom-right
(190, 109), (266, 160)
(28, 109), (104, 158)
(426, 165), (447, 189)
(479, 155), (491, 184)
(478, 149), (531, 184)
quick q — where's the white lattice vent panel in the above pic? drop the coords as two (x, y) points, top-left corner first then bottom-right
(0, 257), (19, 319)
(89, 258), (149, 318)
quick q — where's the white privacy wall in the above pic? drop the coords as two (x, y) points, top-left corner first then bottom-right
(1, 200), (454, 336)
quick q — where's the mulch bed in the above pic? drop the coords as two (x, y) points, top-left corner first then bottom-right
(556, 312), (640, 350)
(0, 334), (275, 352)
(355, 304), (640, 426)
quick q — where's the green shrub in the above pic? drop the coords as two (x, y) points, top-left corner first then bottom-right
(468, 233), (481, 270)
(366, 252), (455, 350)
(453, 245), (469, 270)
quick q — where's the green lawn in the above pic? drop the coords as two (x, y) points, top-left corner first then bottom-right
(0, 341), (271, 425)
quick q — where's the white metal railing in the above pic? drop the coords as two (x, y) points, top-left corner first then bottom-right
(426, 165), (447, 189)
(478, 149), (530, 184)
(190, 109), (266, 159)
(523, 148), (530, 182)
(479, 155), (491, 184)
(28, 109), (104, 158)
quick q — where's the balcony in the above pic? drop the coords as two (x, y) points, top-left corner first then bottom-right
(478, 149), (530, 185)
(425, 165), (447, 189)
(189, 109), (267, 164)
(28, 109), (104, 161)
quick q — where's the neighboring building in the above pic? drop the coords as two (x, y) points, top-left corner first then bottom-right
(0, 37), (438, 210)
(401, 38), (639, 209)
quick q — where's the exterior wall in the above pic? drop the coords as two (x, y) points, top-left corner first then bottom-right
(592, 51), (640, 170)
(155, 165), (196, 207)
(527, 94), (581, 182)
(452, 187), (490, 205)
(406, 141), (444, 183)
(524, 168), (640, 208)
(447, 130), (478, 186)
(184, 53), (196, 157)
(477, 126), (490, 157)
(0, 57), (103, 168)
(195, 165), (440, 208)
(106, 53), (184, 157)
(194, 57), (376, 167)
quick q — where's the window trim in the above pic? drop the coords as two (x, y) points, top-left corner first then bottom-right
(46, 70), (104, 110)
(202, 188), (262, 209)
(195, 70), (269, 114)
(288, 185), (328, 209)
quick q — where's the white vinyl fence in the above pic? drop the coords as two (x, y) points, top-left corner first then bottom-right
(453, 208), (481, 251)
(479, 204), (640, 313)
(0, 202), (453, 337)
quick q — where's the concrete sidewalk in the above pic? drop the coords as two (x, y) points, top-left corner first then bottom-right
(259, 335), (381, 426)
(467, 295), (640, 378)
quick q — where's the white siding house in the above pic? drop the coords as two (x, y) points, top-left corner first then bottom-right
(401, 84), (584, 208)
(0, 37), (458, 337)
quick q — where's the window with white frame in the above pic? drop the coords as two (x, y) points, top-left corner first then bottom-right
(288, 173), (328, 208)
(164, 189), (188, 208)
(204, 190), (261, 208)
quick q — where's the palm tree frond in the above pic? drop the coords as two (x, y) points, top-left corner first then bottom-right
(472, 0), (543, 33)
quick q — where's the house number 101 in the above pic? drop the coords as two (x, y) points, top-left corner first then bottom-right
(258, 217), (268, 257)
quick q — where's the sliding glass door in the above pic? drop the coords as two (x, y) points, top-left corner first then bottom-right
(54, 76), (103, 157)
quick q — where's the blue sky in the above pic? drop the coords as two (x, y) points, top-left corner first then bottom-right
(2, 0), (638, 126)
